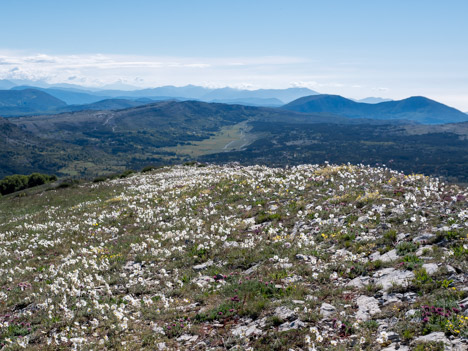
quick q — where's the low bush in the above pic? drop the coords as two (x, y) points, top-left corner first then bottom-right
(0, 173), (57, 195)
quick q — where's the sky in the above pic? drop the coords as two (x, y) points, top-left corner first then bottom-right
(0, 0), (467, 110)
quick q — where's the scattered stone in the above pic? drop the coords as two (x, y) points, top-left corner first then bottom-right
(231, 324), (262, 337)
(357, 215), (369, 223)
(256, 317), (268, 328)
(413, 233), (435, 243)
(387, 332), (400, 342)
(369, 251), (381, 261)
(175, 302), (200, 311)
(243, 263), (260, 275)
(193, 260), (213, 271)
(347, 276), (370, 288)
(295, 254), (317, 264)
(382, 292), (403, 306)
(177, 334), (199, 343)
(356, 295), (381, 321)
(292, 300), (305, 304)
(422, 263), (438, 275)
(374, 268), (415, 291)
(283, 275), (301, 284)
(274, 306), (296, 321)
(277, 263), (293, 269)
(403, 292), (418, 303)
(320, 303), (336, 317)
(278, 319), (305, 332)
(381, 344), (409, 351)
(446, 265), (457, 273)
(152, 324), (165, 335)
(412, 332), (451, 348)
(451, 339), (468, 351)
(193, 275), (214, 288)
(416, 245), (433, 256)
(380, 249), (399, 262)
(397, 233), (409, 241)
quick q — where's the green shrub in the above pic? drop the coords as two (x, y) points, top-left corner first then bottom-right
(383, 229), (397, 244)
(27, 173), (49, 187)
(119, 169), (135, 178)
(396, 241), (417, 256)
(93, 176), (107, 183)
(141, 165), (156, 173)
(413, 341), (444, 351)
(0, 173), (57, 195)
(56, 179), (80, 189)
(0, 174), (29, 195)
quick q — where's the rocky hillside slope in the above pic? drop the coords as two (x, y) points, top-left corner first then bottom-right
(0, 164), (467, 350)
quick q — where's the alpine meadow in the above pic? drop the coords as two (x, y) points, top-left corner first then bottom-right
(0, 1), (467, 351)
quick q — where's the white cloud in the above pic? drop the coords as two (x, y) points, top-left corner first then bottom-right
(0, 52), (308, 88)
(0, 50), (466, 110)
(290, 81), (319, 89)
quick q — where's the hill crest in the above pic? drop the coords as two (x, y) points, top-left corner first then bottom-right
(283, 94), (468, 124)
(0, 163), (466, 349)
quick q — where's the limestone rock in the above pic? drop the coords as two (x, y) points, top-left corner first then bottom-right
(356, 295), (381, 321)
(412, 332), (451, 348)
(231, 324), (262, 337)
(278, 319), (305, 332)
(374, 268), (414, 291)
(422, 263), (438, 275)
(347, 276), (370, 288)
(193, 275), (214, 288)
(320, 303), (336, 317)
(274, 306), (296, 321)
(413, 233), (435, 243)
(380, 249), (399, 262)
(193, 260), (213, 271)
(381, 345), (409, 351)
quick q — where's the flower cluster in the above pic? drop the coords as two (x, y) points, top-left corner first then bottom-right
(0, 163), (467, 350)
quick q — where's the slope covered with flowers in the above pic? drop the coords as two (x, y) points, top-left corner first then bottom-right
(0, 164), (467, 350)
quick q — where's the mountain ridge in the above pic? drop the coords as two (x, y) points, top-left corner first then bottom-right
(0, 89), (67, 116)
(10, 84), (319, 105)
(283, 94), (468, 124)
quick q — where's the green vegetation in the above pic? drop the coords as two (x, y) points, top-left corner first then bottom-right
(0, 172), (57, 195)
(202, 121), (468, 183)
(2, 101), (468, 183)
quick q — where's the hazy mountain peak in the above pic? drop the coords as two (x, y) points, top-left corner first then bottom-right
(0, 79), (16, 90)
(355, 97), (392, 104)
(0, 89), (67, 116)
(283, 94), (468, 124)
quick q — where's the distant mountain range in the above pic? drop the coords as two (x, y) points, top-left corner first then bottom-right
(8, 83), (318, 105)
(354, 97), (392, 104)
(0, 79), (16, 90)
(0, 83), (467, 125)
(283, 94), (468, 124)
(11, 86), (108, 105)
(0, 89), (67, 116)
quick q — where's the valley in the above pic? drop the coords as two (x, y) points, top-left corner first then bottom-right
(1, 95), (468, 183)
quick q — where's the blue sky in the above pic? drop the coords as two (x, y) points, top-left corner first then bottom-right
(0, 0), (467, 109)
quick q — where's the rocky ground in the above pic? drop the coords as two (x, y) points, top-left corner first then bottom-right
(0, 163), (467, 350)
